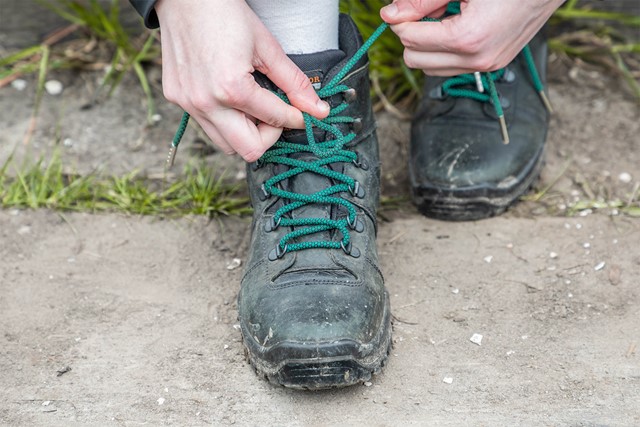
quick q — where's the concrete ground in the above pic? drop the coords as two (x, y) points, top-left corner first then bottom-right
(1, 1), (639, 425)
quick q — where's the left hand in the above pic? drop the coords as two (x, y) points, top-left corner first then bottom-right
(380, 0), (565, 76)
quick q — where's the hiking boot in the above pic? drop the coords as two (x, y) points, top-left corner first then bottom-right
(410, 33), (551, 221)
(238, 15), (391, 390)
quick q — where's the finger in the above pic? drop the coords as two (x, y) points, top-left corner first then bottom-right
(380, 0), (451, 25)
(403, 49), (478, 75)
(190, 112), (236, 155)
(255, 40), (330, 120)
(239, 78), (307, 130)
(390, 20), (460, 54)
(211, 108), (275, 162)
(256, 122), (284, 148)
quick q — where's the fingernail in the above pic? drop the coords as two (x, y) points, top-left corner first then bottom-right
(317, 99), (330, 112)
(382, 3), (398, 17)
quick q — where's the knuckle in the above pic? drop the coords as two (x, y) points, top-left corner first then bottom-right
(399, 32), (416, 49)
(241, 147), (264, 163)
(455, 30), (484, 55)
(403, 50), (418, 69)
(189, 92), (215, 112)
(162, 83), (180, 105)
(290, 69), (313, 94)
(213, 74), (251, 107)
(469, 53), (500, 72)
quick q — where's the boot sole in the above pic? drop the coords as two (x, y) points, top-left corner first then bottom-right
(411, 145), (545, 221)
(240, 294), (392, 390)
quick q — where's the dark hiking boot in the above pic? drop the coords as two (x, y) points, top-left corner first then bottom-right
(238, 15), (391, 390)
(410, 33), (552, 221)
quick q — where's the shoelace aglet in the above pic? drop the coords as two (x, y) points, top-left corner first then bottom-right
(474, 72), (484, 93)
(166, 144), (178, 169)
(498, 115), (510, 145)
(538, 90), (554, 114)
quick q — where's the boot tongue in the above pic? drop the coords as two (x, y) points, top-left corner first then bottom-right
(288, 49), (346, 91)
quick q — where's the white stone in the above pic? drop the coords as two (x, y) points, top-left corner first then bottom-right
(226, 258), (242, 270)
(483, 255), (493, 264)
(470, 333), (483, 346)
(443, 377), (453, 384)
(157, 397), (165, 405)
(618, 172), (632, 183)
(44, 80), (63, 95)
(11, 79), (27, 91)
(594, 262), (606, 271)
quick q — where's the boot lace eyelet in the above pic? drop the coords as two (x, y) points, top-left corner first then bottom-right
(268, 244), (288, 261)
(352, 155), (369, 170)
(347, 216), (365, 233)
(264, 217), (281, 233)
(258, 183), (270, 201)
(341, 241), (361, 258)
(349, 181), (365, 198)
(344, 88), (357, 103)
(352, 118), (363, 133)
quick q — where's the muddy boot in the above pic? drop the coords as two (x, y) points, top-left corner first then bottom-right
(238, 15), (391, 390)
(410, 33), (551, 221)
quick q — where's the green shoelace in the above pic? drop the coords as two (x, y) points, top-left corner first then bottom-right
(168, 2), (552, 258)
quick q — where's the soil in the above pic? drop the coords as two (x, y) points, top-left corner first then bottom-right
(1, 1), (639, 426)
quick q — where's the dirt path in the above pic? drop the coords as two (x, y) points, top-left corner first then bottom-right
(0, 211), (638, 425)
(2, 1), (640, 425)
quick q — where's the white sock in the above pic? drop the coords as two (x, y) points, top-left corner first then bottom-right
(246, 0), (340, 55)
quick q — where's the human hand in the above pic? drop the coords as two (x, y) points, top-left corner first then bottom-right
(156, 0), (330, 162)
(380, 0), (565, 76)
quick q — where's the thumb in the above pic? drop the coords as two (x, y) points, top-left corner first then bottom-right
(381, 0), (451, 24)
(256, 39), (330, 120)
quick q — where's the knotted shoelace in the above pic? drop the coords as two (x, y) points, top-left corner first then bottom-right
(168, 1), (552, 258)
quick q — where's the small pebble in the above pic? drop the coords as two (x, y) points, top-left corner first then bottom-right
(483, 255), (493, 264)
(364, 381), (372, 387)
(157, 397), (165, 405)
(44, 80), (63, 95)
(470, 333), (483, 346)
(618, 172), (632, 183)
(223, 344), (229, 350)
(579, 209), (592, 217)
(226, 258), (242, 270)
(568, 293), (573, 298)
(583, 243), (591, 249)
(451, 288), (459, 294)
(594, 261), (606, 271)
(11, 78), (27, 91)
(576, 224), (583, 230)
(442, 377), (453, 384)
(42, 401), (51, 406)
(564, 223), (571, 229)
(151, 114), (163, 123)
(63, 138), (73, 147)
(549, 252), (558, 259)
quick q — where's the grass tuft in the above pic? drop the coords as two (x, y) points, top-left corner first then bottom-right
(0, 153), (250, 217)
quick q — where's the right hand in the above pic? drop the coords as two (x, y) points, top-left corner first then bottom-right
(155, 0), (330, 162)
